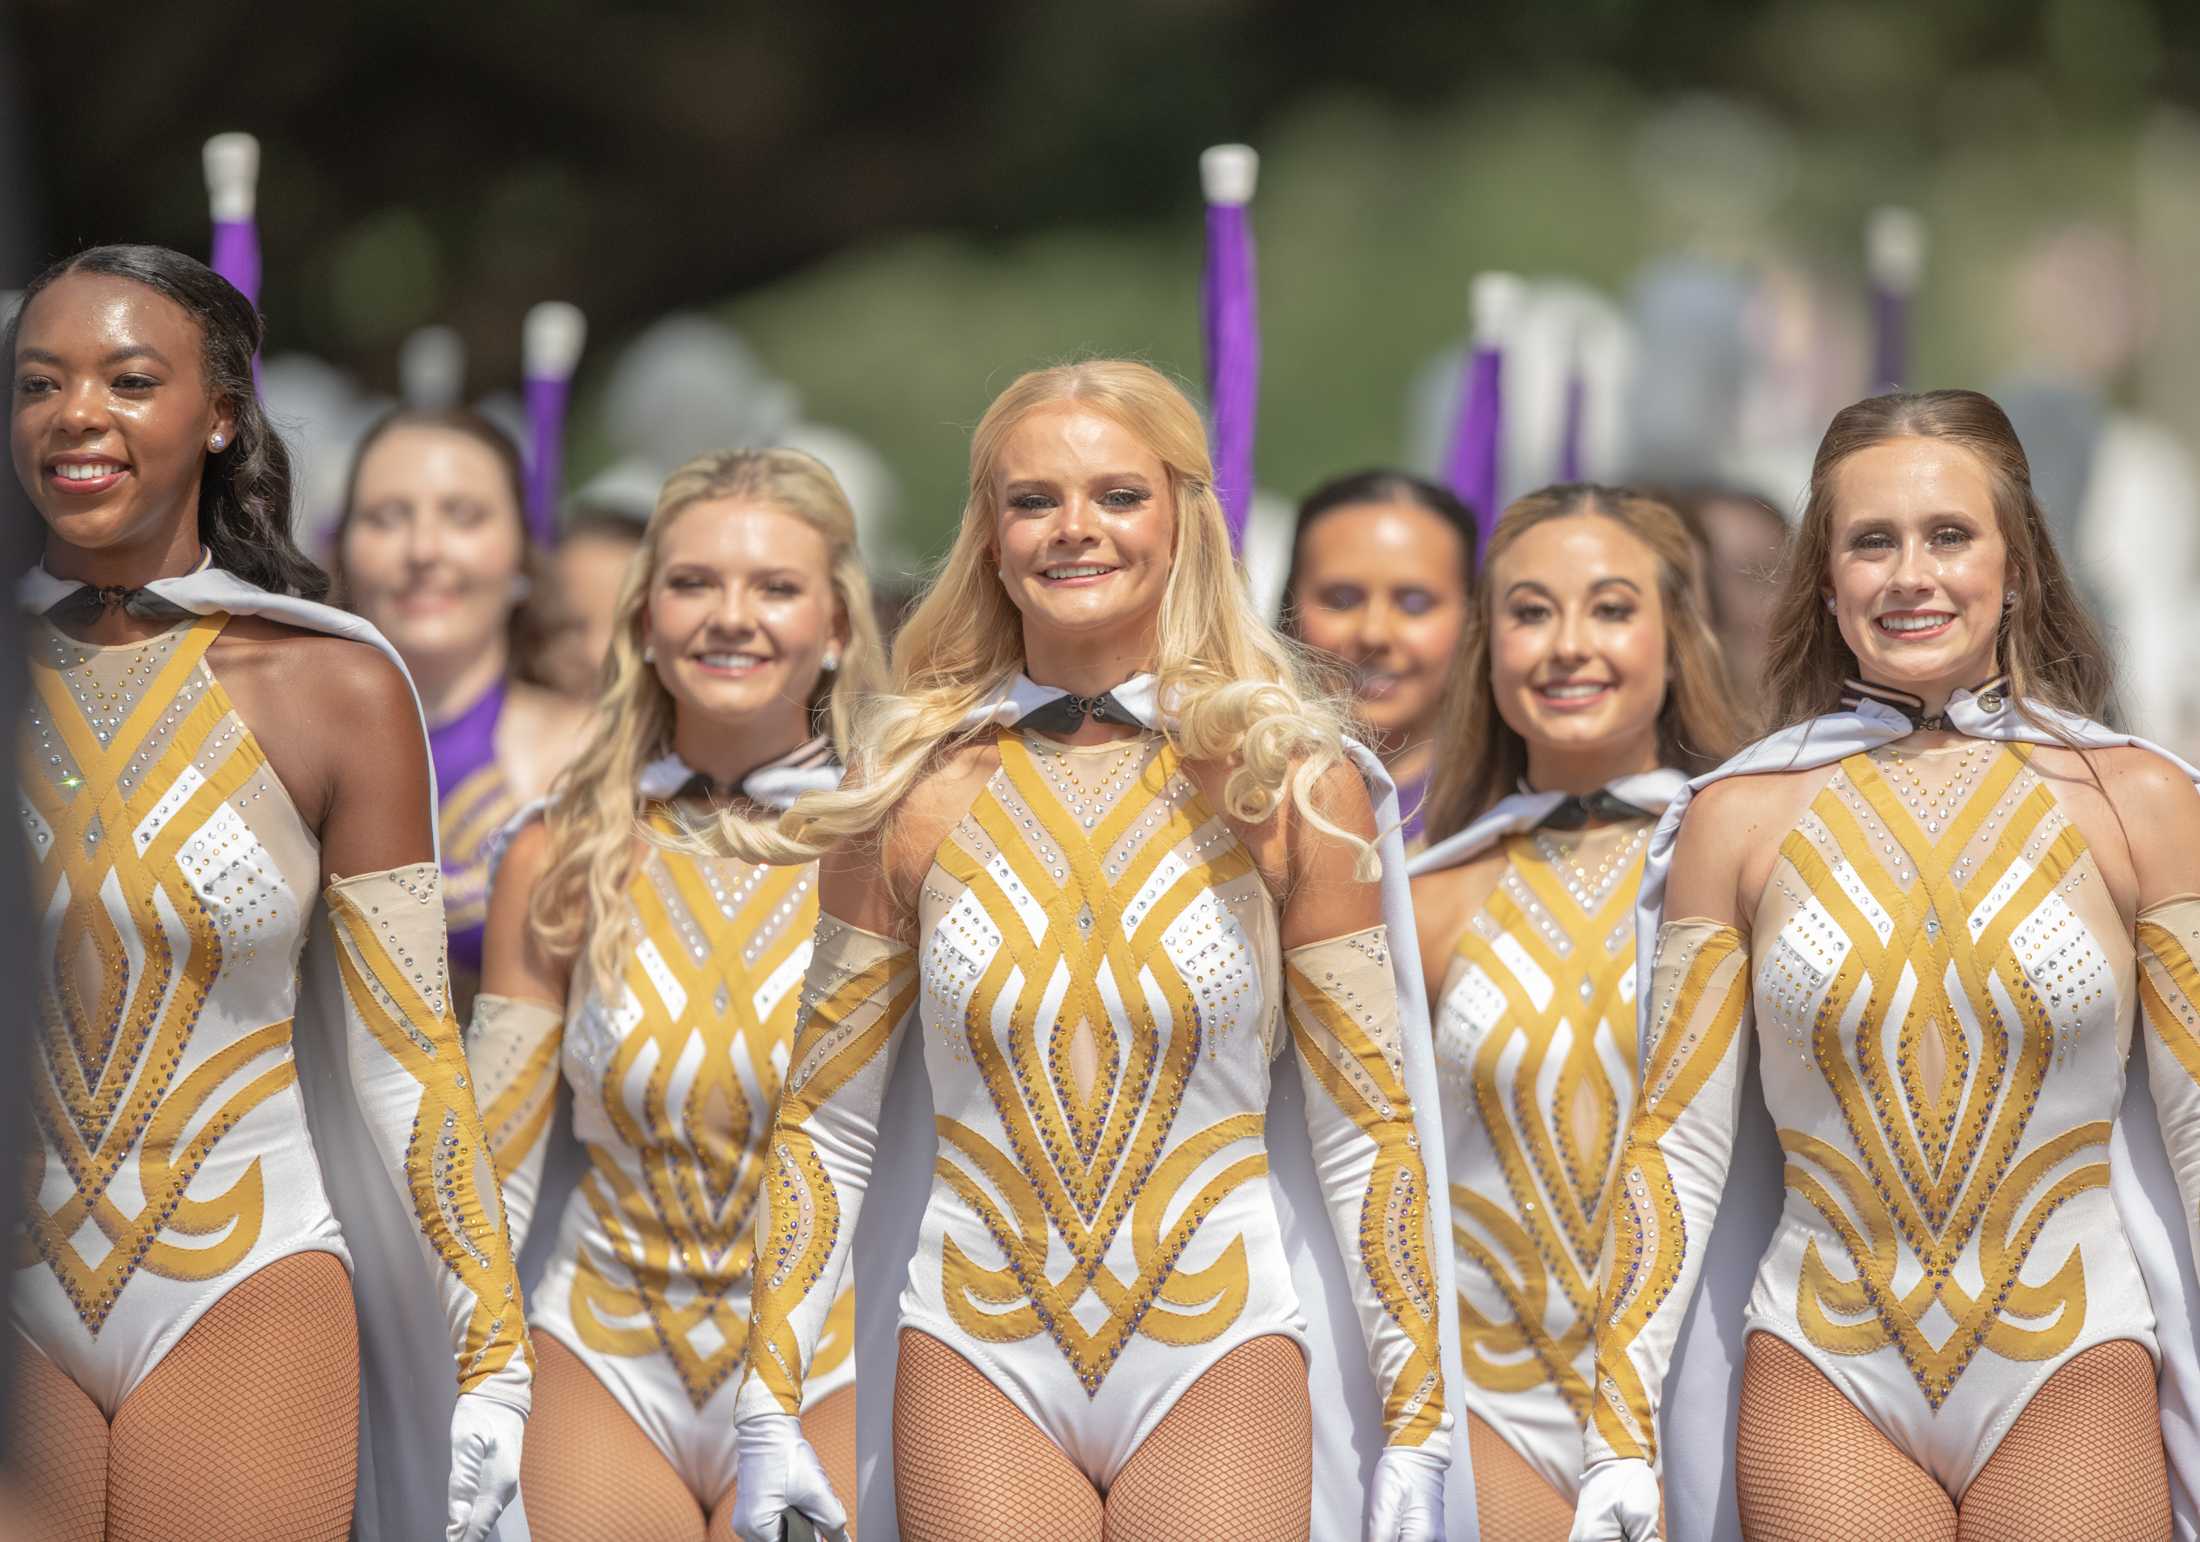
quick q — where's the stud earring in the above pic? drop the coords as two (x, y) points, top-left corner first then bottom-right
(2003, 589), (2016, 606)
(642, 643), (656, 664)
(1824, 595), (1836, 614)
(821, 647), (841, 674)
(209, 433), (225, 450)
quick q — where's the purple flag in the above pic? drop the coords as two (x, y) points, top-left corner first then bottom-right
(1444, 273), (1523, 547)
(1200, 145), (1260, 552)
(204, 135), (261, 386)
(522, 301), (587, 546)
(1557, 359), (1586, 483)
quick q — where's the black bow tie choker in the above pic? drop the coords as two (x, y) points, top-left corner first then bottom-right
(44, 582), (193, 627)
(1019, 690), (1142, 737)
(1839, 675), (2008, 732)
(1534, 788), (1649, 831)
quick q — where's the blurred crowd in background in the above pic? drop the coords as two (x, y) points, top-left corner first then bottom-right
(7, 2), (2200, 752)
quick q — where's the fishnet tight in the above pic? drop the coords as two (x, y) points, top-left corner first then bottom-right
(4, 1250), (358, 1542)
(1465, 1411), (1575, 1542)
(525, 1336), (860, 1542)
(1737, 1332), (2170, 1542)
(892, 1330), (1311, 1542)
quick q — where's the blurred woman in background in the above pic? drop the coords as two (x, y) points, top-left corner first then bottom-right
(1408, 485), (1736, 1540)
(1280, 470), (1478, 848)
(471, 448), (885, 1541)
(335, 408), (587, 1007)
(529, 507), (646, 699)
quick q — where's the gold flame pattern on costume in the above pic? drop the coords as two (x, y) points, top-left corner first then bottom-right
(326, 865), (532, 1393)
(1438, 822), (1649, 1419)
(565, 832), (848, 1409)
(20, 615), (296, 1329)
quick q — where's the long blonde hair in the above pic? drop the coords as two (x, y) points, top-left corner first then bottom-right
(529, 448), (887, 990)
(729, 359), (1375, 884)
(1762, 389), (2114, 732)
(1420, 484), (1742, 843)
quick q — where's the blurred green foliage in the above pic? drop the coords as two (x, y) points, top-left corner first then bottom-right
(12, 0), (2199, 551)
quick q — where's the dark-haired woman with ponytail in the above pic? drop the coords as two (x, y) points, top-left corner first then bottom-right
(4, 245), (532, 1542)
(1280, 470), (1478, 849)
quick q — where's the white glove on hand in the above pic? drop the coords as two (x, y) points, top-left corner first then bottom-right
(1570, 1458), (1663, 1542)
(732, 1412), (849, 1542)
(1366, 1444), (1447, 1542)
(446, 1393), (527, 1542)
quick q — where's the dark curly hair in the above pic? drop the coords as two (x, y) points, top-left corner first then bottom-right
(5, 243), (326, 599)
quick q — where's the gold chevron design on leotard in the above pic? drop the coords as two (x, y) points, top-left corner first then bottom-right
(1445, 822), (1648, 1417)
(19, 614), (296, 1331)
(1776, 744), (2106, 1407)
(566, 829), (833, 1408)
(930, 730), (1269, 1395)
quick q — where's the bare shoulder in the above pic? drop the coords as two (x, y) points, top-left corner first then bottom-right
(816, 736), (999, 935)
(2042, 742), (2200, 909)
(1667, 766), (1821, 927)
(496, 812), (555, 890)
(211, 621), (418, 738)
(1410, 846), (1505, 966)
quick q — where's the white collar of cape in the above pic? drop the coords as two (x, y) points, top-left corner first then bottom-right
(17, 557), (443, 860)
(1647, 686), (2200, 1542)
(845, 666), (1478, 1535)
(1406, 767), (1688, 878)
(634, 735), (843, 812)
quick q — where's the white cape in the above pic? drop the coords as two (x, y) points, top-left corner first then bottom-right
(1405, 770), (1688, 880)
(16, 562), (526, 1542)
(845, 673), (1478, 1540)
(1638, 691), (2200, 1542)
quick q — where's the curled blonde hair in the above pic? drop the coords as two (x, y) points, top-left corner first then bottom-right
(1420, 484), (1742, 844)
(728, 359), (1376, 887)
(529, 448), (887, 990)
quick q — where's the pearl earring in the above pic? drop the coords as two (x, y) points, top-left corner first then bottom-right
(209, 434), (225, 450)
(642, 643), (656, 664)
(821, 648), (841, 674)
(1824, 595), (1836, 614)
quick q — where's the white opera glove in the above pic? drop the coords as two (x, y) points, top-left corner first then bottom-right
(731, 1412), (849, 1542)
(445, 1391), (527, 1542)
(1365, 1444), (1448, 1542)
(1569, 1458), (1663, 1542)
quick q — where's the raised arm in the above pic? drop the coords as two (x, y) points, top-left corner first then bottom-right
(469, 815), (572, 1255)
(1279, 763), (1451, 1542)
(730, 830), (919, 1542)
(1575, 784), (1755, 1542)
(314, 644), (532, 1542)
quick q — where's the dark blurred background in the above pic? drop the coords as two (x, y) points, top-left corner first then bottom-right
(10, 0), (2200, 738)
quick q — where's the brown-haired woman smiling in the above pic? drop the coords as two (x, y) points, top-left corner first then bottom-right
(1577, 391), (2200, 1542)
(1407, 484), (1736, 1540)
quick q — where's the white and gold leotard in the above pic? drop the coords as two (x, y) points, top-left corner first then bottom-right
(17, 613), (346, 1413)
(735, 724), (1449, 1492)
(1435, 815), (1652, 1499)
(17, 611), (530, 1431)
(1589, 736), (2200, 1502)
(476, 797), (854, 1503)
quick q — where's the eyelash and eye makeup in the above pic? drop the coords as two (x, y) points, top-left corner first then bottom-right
(1008, 487), (1151, 512)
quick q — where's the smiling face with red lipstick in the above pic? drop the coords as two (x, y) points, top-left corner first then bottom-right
(10, 270), (234, 577)
(1823, 435), (2008, 709)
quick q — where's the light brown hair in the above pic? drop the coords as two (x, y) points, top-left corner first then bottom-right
(1761, 389), (2114, 731)
(1420, 483), (1742, 843)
